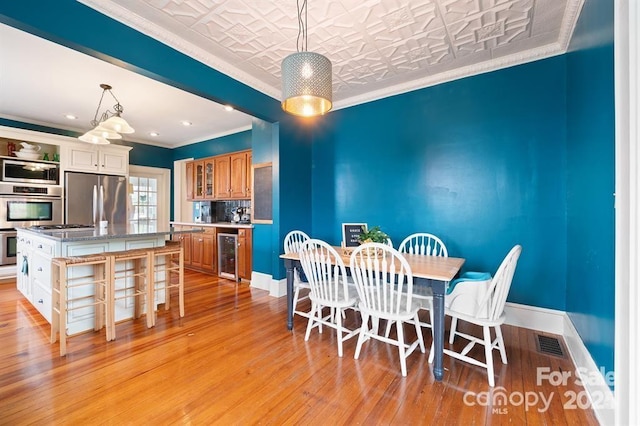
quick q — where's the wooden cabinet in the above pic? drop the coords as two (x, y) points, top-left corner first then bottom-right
(63, 144), (130, 175)
(193, 158), (214, 200)
(213, 155), (231, 199)
(246, 152), (252, 199)
(185, 150), (251, 201)
(230, 152), (249, 198)
(214, 150), (251, 200)
(190, 228), (216, 273)
(172, 229), (192, 265)
(237, 228), (252, 280)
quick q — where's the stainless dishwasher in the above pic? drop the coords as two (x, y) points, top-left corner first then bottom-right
(217, 233), (238, 280)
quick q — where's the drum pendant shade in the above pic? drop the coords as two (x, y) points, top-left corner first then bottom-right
(281, 51), (332, 117)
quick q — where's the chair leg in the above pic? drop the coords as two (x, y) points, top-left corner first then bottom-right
(428, 340), (434, 364)
(495, 325), (508, 364)
(354, 312), (369, 360)
(449, 317), (458, 344)
(292, 285), (301, 312)
(304, 303), (318, 341)
(336, 308), (344, 358)
(396, 320), (407, 377)
(413, 313), (425, 353)
(483, 325), (495, 387)
(372, 316), (380, 335)
(384, 320), (392, 338)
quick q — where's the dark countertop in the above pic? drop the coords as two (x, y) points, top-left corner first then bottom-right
(17, 224), (204, 243)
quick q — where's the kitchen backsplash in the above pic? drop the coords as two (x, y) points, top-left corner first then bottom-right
(194, 200), (251, 223)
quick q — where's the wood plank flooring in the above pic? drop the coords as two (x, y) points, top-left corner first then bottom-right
(0, 270), (600, 425)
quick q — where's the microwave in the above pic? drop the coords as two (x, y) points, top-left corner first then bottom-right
(1, 158), (59, 185)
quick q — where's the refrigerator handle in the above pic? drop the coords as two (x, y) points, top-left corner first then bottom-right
(99, 185), (104, 222)
(92, 185), (98, 225)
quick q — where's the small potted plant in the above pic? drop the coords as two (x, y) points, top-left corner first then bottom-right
(358, 226), (389, 249)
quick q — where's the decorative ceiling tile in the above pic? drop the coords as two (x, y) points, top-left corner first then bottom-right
(80, 0), (585, 109)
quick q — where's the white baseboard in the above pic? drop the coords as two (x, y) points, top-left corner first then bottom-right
(250, 271), (271, 292)
(504, 302), (614, 424)
(504, 302), (567, 334)
(249, 272), (287, 298)
(563, 315), (615, 425)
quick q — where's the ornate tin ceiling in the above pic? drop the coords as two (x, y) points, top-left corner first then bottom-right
(81, 0), (584, 109)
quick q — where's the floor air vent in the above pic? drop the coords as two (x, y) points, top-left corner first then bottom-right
(536, 334), (565, 358)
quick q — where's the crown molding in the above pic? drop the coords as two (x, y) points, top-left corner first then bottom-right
(333, 42), (567, 111)
(80, 0), (583, 113)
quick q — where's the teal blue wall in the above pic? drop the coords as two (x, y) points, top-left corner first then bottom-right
(312, 57), (568, 311)
(172, 131), (251, 161)
(251, 119), (274, 275)
(565, 0), (615, 380)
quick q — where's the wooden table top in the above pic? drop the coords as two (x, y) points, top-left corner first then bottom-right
(280, 246), (465, 282)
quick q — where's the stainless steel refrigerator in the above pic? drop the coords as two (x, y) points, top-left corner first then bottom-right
(65, 172), (128, 225)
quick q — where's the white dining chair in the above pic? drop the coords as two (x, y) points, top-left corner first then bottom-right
(283, 230), (311, 319)
(443, 245), (522, 387)
(388, 233), (448, 339)
(298, 239), (360, 357)
(350, 243), (425, 376)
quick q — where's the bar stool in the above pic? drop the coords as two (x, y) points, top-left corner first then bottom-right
(107, 248), (155, 338)
(50, 254), (112, 356)
(150, 241), (185, 323)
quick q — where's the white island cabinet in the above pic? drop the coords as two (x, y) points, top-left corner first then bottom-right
(16, 225), (200, 335)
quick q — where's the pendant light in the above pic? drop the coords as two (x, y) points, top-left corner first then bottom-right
(281, 0), (332, 117)
(79, 84), (135, 144)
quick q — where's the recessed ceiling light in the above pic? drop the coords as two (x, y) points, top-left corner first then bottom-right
(65, 114), (77, 120)
(149, 132), (160, 137)
(181, 120), (192, 126)
(224, 105), (234, 112)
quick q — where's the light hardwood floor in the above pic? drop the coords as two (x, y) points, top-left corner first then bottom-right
(0, 270), (599, 425)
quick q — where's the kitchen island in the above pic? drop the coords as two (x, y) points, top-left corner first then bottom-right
(16, 225), (202, 335)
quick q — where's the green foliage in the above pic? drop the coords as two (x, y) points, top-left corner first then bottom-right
(358, 226), (389, 244)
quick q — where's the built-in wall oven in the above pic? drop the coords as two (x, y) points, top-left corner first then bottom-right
(0, 182), (62, 265)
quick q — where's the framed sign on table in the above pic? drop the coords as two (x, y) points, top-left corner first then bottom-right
(342, 223), (367, 248)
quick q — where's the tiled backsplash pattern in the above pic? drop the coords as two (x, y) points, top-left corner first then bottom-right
(194, 200), (251, 223)
(215, 200), (251, 222)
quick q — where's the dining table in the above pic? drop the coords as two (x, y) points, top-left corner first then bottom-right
(280, 246), (465, 382)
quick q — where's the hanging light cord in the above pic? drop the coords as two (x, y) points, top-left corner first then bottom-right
(296, 0), (308, 52)
(90, 87), (124, 127)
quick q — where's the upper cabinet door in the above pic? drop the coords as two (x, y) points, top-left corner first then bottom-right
(63, 145), (129, 176)
(214, 156), (231, 199)
(204, 158), (215, 198)
(229, 152), (248, 198)
(65, 146), (99, 172)
(194, 160), (205, 199)
(99, 150), (128, 175)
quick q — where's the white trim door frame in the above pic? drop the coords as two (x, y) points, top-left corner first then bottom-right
(173, 158), (194, 223)
(128, 165), (171, 228)
(614, 1), (639, 424)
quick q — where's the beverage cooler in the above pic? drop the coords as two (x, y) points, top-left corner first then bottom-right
(217, 233), (238, 280)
